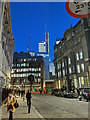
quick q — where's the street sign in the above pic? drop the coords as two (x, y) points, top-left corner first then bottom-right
(65, 0), (90, 18)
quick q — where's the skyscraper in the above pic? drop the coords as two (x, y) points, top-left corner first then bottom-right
(45, 32), (49, 53)
(38, 41), (46, 52)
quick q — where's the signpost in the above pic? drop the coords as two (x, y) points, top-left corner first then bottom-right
(65, 0), (90, 18)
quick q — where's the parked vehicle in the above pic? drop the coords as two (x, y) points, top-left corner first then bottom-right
(51, 89), (58, 95)
(78, 88), (90, 102)
(51, 89), (78, 98)
(63, 90), (78, 98)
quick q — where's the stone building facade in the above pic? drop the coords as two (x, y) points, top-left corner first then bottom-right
(0, 2), (14, 88)
(54, 18), (90, 90)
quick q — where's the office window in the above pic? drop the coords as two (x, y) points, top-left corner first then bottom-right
(60, 71), (61, 77)
(62, 61), (64, 67)
(29, 68), (31, 71)
(57, 63), (61, 69)
(12, 69), (14, 73)
(39, 73), (41, 76)
(63, 70), (65, 76)
(27, 63), (29, 67)
(77, 65), (80, 73)
(24, 59), (26, 62)
(80, 50), (83, 59)
(39, 68), (41, 71)
(69, 68), (72, 74)
(68, 57), (71, 64)
(11, 75), (13, 77)
(32, 68), (34, 71)
(58, 72), (60, 77)
(81, 63), (84, 72)
(38, 78), (41, 82)
(21, 64), (24, 67)
(76, 53), (79, 61)
(23, 63), (26, 67)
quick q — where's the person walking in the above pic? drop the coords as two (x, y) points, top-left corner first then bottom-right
(1, 92), (16, 120)
(26, 90), (32, 113)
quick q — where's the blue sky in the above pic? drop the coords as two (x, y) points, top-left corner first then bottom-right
(10, 2), (80, 62)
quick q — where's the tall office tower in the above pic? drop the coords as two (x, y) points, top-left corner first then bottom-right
(45, 32), (49, 53)
(39, 41), (46, 52)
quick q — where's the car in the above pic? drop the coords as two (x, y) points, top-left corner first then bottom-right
(63, 90), (78, 98)
(51, 89), (64, 97)
(78, 88), (90, 102)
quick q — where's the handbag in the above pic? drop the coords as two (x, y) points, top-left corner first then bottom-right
(14, 100), (19, 108)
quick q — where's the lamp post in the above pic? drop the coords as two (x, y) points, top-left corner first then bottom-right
(28, 75), (34, 93)
(27, 75), (34, 113)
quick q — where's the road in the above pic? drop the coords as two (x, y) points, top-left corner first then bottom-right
(32, 94), (88, 119)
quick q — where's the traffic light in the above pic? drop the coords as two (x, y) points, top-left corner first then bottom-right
(28, 75), (34, 84)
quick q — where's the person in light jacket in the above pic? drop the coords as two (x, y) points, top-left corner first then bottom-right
(1, 92), (16, 120)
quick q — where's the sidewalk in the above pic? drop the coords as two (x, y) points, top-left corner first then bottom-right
(1, 95), (45, 119)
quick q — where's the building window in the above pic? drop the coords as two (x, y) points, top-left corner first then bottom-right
(58, 72), (60, 77)
(80, 50), (83, 59)
(24, 59), (26, 62)
(21, 64), (24, 67)
(11, 75), (13, 77)
(69, 68), (72, 74)
(62, 61), (64, 67)
(68, 57), (71, 64)
(78, 77), (84, 88)
(24, 63), (26, 67)
(81, 63), (84, 72)
(27, 63), (29, 67)
(39, 73), (41, 76)
(63, 70), (65, 76)
(32, 68), (35, 71)
(57, 63), (61, 69)
(29, 68), (31, 71)
(76, 53), (79, 61)
(12, 69), (14, 73)
(72, 31), (75, 36)
(38, 78), (41, 82)
(39, 68), (41, 71)
(77, 65), (80, 73)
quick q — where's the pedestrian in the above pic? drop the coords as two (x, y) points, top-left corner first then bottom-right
(1, 92), (16, 120)
(26, 90), (32, 113)
(77, 88), (80, 96)
(46, 89), (48, 94)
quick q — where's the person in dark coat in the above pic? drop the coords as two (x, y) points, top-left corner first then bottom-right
(77, 88), (80, 96)
(26, 90), (32, 113)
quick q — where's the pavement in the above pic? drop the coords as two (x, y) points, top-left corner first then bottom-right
(1, 95), (45, 120)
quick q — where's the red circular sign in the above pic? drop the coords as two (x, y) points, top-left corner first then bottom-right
(65, 0), (90, 18)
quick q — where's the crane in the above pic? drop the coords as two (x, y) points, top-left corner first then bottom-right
(27, 34), (32, 52)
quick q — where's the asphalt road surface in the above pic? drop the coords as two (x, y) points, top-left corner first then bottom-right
(32, 94), (88, 119)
